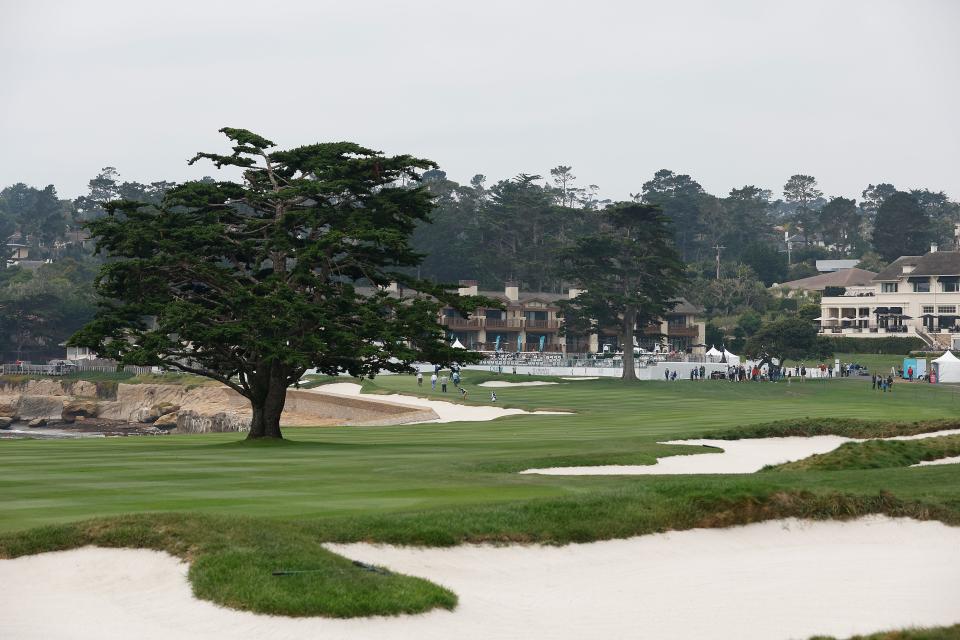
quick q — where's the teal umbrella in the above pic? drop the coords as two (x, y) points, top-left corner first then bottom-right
(539, 336), (545, 352)
(517, 334), (523, 353)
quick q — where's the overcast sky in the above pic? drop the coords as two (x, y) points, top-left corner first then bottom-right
(2, 0), (958, 202)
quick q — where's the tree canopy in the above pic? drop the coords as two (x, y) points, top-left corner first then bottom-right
(872, 191), (932, 262)
(72, 128), (485, 439)
(559, 203), (686, 380)
(743, 314), (831, 368)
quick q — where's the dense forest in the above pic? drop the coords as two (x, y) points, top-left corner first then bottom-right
(1, 163), (957, 361)
(0, 168), (178, 361)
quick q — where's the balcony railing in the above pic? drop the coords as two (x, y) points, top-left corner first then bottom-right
(439, 316), (484, 329)
(525, 318), (560, 330)
(666, 325), (699, 338)
(484, 318), (525, 329)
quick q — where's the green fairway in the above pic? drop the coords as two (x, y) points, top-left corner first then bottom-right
(2, 371), (960, 628)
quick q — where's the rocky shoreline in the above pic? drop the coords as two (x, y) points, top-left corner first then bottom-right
(0, 378), (439, 438)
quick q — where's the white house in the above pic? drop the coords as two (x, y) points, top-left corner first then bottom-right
(819, 244), (960, 349)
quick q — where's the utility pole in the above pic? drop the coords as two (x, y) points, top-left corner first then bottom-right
(713, 244), (725, 280)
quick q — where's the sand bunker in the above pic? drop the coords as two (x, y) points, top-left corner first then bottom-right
(913, 455), (960, 467)
(560, 376), (600, 380)
(308, 383), (568, 423)
(476, 381), (557, 388)
(2, 516), (958, 640)
(521, 428), (960, 475)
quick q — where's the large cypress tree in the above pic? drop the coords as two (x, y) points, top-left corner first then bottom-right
(71, 128), (483, 439)
(559, 203), (686, 381)
(871, 191), (932, 262)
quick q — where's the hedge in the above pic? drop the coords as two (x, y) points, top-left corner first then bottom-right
(820, 336), (926, 354)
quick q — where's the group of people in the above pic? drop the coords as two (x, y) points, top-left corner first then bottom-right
(871, 373), (895, 392)
(416, 364), (489, 401)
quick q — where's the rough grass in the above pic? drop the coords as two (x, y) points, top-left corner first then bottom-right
(705, 417), (960, 440)
(768, 435), (960, 472)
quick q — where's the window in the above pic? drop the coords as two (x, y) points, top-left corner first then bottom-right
(881, 283), (898, 293)
(923, 306), (935, 314)
(912, 280), (930, 293)
(939, 306), (957, 314)
(941, 277), (960, 293)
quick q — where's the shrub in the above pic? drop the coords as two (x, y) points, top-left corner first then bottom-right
(823, 337), (926, 354)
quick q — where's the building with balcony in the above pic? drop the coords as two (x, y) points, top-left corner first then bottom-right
(440, 280), (705, 354)
(819, 245), (960, 349)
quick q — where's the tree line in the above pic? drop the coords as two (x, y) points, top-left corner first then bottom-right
(0, 168), (180, 361)
(2, 161), (957, 364)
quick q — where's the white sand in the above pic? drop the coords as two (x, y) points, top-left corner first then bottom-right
(3, 516), (959, 640)
(913, 455), (960, 467)
(521, 428), (960, 475)
(560, 376), (600, 380)
(476, 381), (557, 388)
(309, 383), (568, 423)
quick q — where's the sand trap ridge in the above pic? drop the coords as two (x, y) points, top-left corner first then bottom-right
(307, 383), (568, 423)
(2, 517), (958, 640)
(521, 428), (960, 475)
(913, 455), (960, 467)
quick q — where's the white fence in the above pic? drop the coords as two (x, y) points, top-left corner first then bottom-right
(0, 361), (156, 377)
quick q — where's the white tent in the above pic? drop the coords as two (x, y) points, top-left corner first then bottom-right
(706, 346), (722, 357)
(932, 350), (960, 383)
(723, 349), (741, 366)
(451, 339), (466, 349)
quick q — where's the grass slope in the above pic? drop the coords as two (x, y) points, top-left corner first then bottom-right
(769, 435), (960, 472)
(704, 417), (960, 440)
(1, 371), (960, 634)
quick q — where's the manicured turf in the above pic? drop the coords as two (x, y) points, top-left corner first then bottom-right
(1, 370), (959, 632)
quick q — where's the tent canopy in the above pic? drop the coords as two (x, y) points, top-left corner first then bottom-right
(706, 345), (723, 357)
(451, 339), (466, 349)
(932, 350), (960, 383)
(933, 350), (960, 363)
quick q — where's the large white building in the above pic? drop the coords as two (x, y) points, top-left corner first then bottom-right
(820, 244), (960, 349)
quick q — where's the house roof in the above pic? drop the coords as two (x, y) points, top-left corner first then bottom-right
(872, 256), (921, 281)
(668, 297), (702, 315)
(901, 251), (960, 277)
(476, 290), (567, 306)
(780, 268), (877, 291)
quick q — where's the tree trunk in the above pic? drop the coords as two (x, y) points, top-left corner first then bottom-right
(621, 306), (638, 382)
(246, 369), (287, 439)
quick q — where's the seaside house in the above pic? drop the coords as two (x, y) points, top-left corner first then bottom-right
(819, 244), (960, 349)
